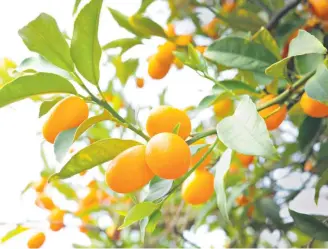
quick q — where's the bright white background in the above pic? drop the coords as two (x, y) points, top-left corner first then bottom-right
(0, 0), (328, 248)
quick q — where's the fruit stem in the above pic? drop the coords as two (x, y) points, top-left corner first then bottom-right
(186, 129), (217, 145)
(71, 72), (150, 142)
(256, 70), (315, 112)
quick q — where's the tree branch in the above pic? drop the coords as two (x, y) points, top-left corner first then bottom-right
(266, 0), (302, 31)
(173, 226), (200, 248)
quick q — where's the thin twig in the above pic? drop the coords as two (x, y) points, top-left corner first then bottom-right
(173, 226), (200, 248)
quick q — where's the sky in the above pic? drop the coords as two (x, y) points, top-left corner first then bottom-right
(0, 0), (328, 248)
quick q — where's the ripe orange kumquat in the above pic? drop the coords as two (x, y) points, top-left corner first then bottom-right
(300, 92), (328, 118)
(156, 41), (176, 65)
(33, 177), (47, 193)
(35, 193), (55, 210)
(304, 160), (314, 172)
(175, 35), (193, 46)
(42, 96), (89, 143)
(173, 57), (184, 69)
(166, 23), (176, 38)
(258, 94), (287, 130)
(236, 153), (254, 168)
(148, 55), (171, 80)
(136, 77), (144, 88)
(145, 133), (191, 179)
(146, 105), (192, 139)
(195, 46), (207, 54)
(182, 170), (214, 205)
(191, 145), (212, 170)
(27, 232), (45, 249)
(106, 145), (154, 193)
(48, 208), (65, 232)
(213, 98), (234, 118)
(309, 0), (328, 20)
(236, 195), (249, 206)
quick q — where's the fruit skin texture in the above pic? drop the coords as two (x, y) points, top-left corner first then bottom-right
(48, 208), (65, 231)
(106, 145), (154, 193)
(182, 170), (214, 205)
(213, 98), (234, 118)
(148, 56), (171, 80)
(145, 133), (191, 179)
(236, 153), (254, 168)
(146, 106), (192, 139)
(27, 232), (45, 249)
(300, 92), (328, 118)
(258, 94), (287, 130)
(42, 96), (89, 143)
(309, 0), (328, 20)
(191, 145), (212, 170)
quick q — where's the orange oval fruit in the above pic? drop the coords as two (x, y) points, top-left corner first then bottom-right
(35, 194), (55, 210)
(106, 145), (154, 193)
(148, 56), (171, 80)
(258, 94), (287, 130)
(42, 96), (89, 143)
(304, 160), (313, 172)
(202, 18), (220, 39)
(191, 145), (212, 170)
(33, 177), (47, 193)
(27, 232), (45, 249)
(300, 92), (328, 118)
(146, 106), (192, 139)
(173, 57), (184, 70)
(136, 77), (144, 88)
(145, 133), (191, 179)
(166, 23), (176, 38)
(236, 153), (254, 168)
(213, 98), (234, 118)
(48, 208), (65, 232)
(223, 1), (236, 12)
(156, 41), (176, 65)
(236, 195), (249, 206)
(182, 170), (214, 205)
(309, 0), (328, 20)
(175, 35), (193, 46)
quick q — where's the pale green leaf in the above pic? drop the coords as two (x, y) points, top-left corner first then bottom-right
(54, 128), (77, 163)
(305, 63), (328, 104)
(108, 8), (143, 36)
(1, 226), (29, 243)
(71, 0), (102, 85)
(102, 38), (142, 54)
(52, 180), (77, 199)
(130, 15), (166, 38)
(73, 0), (83, 14)
(144, 177), (173, 202)
(39, 97), (63, 118)
(216, 95), (278, 159)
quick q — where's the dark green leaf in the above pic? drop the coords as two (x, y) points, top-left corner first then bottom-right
(315, 168), (328, 204)
(54, 128), (77, 163)
(0, 73), (76, 108)
(18, 13), (74, 71)
(39, 97), (63, 118)
(214, 149), (232, 223)
(144, 177), (173, 202)
(102, 38), (142, 54)
(216, 95), (278, 159)
(258, 198), (283, 227)
(289, 209), (328, 241)
(305, 63), (328, 104)
(204, 37), (277, 73)
(49, 138), (140, 181)
(119, 202), (159, 229)
(1, 225), (29, 243)
(71, 0), (102, 85)
(298, 116), (322, 152)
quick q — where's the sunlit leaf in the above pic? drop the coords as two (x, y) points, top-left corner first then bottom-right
(54, 128), (77, 163)
(1, 225), (29, 243)
(130, 15), (166, 38)
(102, 38), (142, 54)
(252, 27), (281, 60)
(144, 177), (173, 202)
(39, 97), (63, 118)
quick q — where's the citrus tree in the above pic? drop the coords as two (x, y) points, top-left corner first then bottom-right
(1, 0), (328, 248)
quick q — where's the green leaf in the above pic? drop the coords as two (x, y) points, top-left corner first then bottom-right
(1, 225), (29, 243)
(39, 97), (63, 118)
(289, 209), (328, 241)
(212, 80), (257, 93)
(74, 111), (115, 141)
(130, 15), (166, 38)
(265, 57), (290, 79)
(297, 116), (322, 152)
(102, 38), (142, 54)
(214, 149), (232, 223)
(137, 0), (154, 14)
(216, 95), (278, 159)
(144, 177), (173, 202)
(146, 210), (162, 233)
(0, 73), (76, 108)
(18, 13), (74, 72)
(172, 123), (181, 135)
(204, 37), (277, 73)
(108, 8), (143, 36)
(52, 180), (77, 199)
(305, 63), (328, 104)
(295, 54), (324, 76)
(119, 202), (159, 229)
(198, 95), (219, 109)
(73, 0), (83, 14)
(71, 0), (102, 85)
(112, 56), (138, 85)
(252, 27), (281, 60)
(258, 198), (283, 227)
(315, 168), (328, 204)
(54, 128), (77, 163)
(49, 138), (140, 181)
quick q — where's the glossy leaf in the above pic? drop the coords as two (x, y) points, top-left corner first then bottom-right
(305, 63), (328, 104)
(146, 210), (162, 233)
(18, 13), (74, 72)
(295, 54), (324, 76)
(315, 168), (328, 204)
(297, 116), (322, 152)
(252, 27), (281, 59)
(54, 128), (77, 163)
(71, 0), (102, 85)
(120, 202), (159, 229)
(49, 139), (140, 181)
(0, 73), (76, 108)
(214, 149), (232, 223)
(108, 8), (143, 36)
(204, 37), (277, 73)
(137, 0), (154, 14)
(102, 38), (142, 54)
(212, 80), (257, 93)
(39, 97), (63, 118)
(265, 57), (290, 79)
(216, 95), (278, 159)
(73, 0), (83, 14)
(144, 177), (173, 202)
(289, 209), (328, 241)
(1, 225), (29, 243)
(130, 15), (166, 38)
